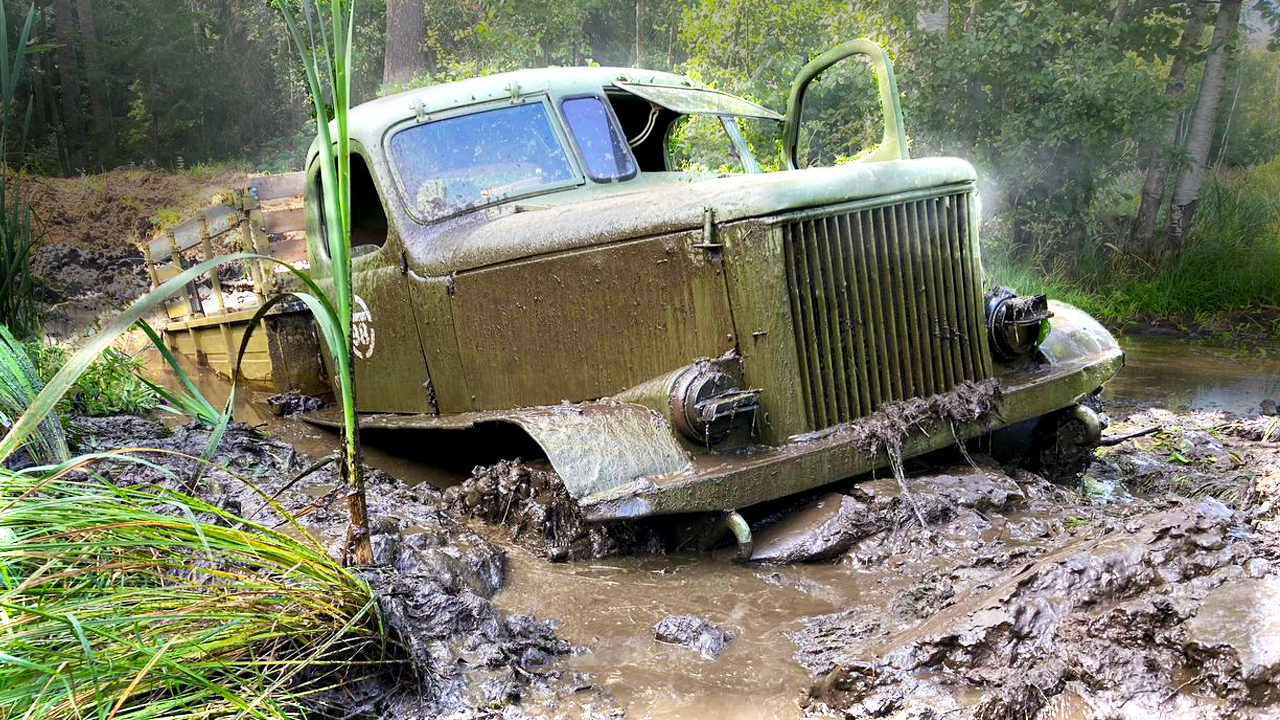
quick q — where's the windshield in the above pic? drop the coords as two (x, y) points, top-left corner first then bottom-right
(389, 102), (577, 221)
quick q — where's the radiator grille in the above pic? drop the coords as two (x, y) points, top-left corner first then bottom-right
(782, 192), (992, 430)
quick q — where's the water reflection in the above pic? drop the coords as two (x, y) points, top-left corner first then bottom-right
(1104, 337), (1280, 415)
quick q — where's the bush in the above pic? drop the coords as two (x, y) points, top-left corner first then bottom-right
(983, 159), (1280, 324)
(29, 340), (158, 417)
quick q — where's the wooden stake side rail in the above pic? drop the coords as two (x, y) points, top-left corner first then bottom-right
(140, 172), (307, 385)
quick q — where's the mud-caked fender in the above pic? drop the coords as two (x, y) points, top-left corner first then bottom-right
(1036, 301), (1123, 374)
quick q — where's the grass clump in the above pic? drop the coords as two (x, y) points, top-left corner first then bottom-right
(0, 326), (67, 465)
(29, 340), (158, 417)
(0, 469), (385, 720)
(983, 158), (1280, 326)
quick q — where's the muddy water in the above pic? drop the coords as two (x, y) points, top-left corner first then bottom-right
(1103, 336), (1280, 415)
(137, 335), (1276, 719)
(498, 550), (860, 719)
(138, 348), (465, 489)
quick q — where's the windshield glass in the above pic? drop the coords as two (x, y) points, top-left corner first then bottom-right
(561, 96), (636, 181)
(389, 102), (576, 220)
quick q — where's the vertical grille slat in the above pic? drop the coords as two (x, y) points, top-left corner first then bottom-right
(848, 211), (883, 407)
(924, 199), (954, 389)
(944, 197), (977, 380)
(871, 207), (904, 401)
(783, 191), (991, 431)
(809, 219), (846, 424)
(910, 198), (944, 396)
(784, 224), (819, 430)
(824, 216), (863, 418)
(892, 203), (925, 398)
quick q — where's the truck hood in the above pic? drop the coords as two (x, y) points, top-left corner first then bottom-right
(402, 157), (977, 276)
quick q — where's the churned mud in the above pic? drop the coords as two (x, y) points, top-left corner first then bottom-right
(66, 341), (1280, 719)
(67, 415), (623, 719)
(27, 168), (244, 337)
(790, 404), (1280, 719)
(444, 459), (667, 562)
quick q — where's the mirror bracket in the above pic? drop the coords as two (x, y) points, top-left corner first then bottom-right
(782, 39), (909, 170)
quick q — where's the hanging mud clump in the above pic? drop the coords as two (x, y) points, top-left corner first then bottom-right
(839, 378), (1003, 459)
(444, 460), (666, 562)
(836, 379), (1003, 527)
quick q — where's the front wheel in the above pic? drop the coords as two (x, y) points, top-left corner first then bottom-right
(988, 394), (1106, 485)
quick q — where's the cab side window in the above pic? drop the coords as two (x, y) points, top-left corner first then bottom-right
(317, 153), (389, 258)
(562, 96), (637, 182)
(350, 155), (388, 255)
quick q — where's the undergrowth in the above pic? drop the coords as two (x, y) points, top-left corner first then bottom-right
(983, 158), (1280, 328)
(0, 470), (385, 719)
(28, 340), (157, 417)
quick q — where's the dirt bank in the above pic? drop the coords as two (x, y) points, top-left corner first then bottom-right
(27, 168), (243, 337)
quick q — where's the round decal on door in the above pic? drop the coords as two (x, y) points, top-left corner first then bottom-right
(352, 295), (376, 359)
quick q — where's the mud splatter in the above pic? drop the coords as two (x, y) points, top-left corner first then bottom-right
(444, 459), (666, 561)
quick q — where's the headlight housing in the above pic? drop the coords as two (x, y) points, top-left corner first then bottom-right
(985, 287), (1052, 360)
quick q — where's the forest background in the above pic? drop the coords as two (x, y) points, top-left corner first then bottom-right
(11, 0), (1280, 327)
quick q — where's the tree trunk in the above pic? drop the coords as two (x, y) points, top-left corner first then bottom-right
(1163, 0), (1242, 254)
(1111, 0), (1130, 26)
(634, 0), (642, 66)
(382, 0), (425, 86)
(52, 0), (82, 168)
(916, 0), (950, 35)
(1129, 11), (1205, 251)
(74, 0), (113, 164)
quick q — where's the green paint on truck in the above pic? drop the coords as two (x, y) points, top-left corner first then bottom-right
(299, 41), (1124, 520)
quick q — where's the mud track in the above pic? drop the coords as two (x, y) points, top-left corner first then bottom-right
(65, 397), (1280, 719)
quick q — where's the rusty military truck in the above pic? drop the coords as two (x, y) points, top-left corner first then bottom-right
(294, 40), (1123, 540)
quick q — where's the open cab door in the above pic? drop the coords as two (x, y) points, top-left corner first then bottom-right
(782, 39), (909, 169)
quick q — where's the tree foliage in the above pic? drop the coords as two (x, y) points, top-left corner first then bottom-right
(3, 0), (1276, 259)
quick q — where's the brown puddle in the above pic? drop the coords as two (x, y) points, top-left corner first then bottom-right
(495, 550), (852, 719)
(1104, 336), (1280, 415)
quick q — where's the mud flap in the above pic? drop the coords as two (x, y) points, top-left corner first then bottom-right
(302, 402), (692, 499)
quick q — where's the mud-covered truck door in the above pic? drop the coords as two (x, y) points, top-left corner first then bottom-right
(304, 144), (436, 413)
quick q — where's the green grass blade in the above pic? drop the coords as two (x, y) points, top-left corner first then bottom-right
(133, 321), (219, 426)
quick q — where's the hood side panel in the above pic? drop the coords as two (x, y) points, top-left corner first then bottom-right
(450, 231), (736, 410)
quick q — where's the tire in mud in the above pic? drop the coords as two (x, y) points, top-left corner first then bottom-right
(443, 459), (665, 561)
(1024, 394), (1104, 485)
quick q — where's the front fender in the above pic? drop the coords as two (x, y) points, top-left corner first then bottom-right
(303, 402), (691, 499)
(1036, 300), (1123, 376)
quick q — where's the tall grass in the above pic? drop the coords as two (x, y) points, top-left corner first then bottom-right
(0, 469), (384, 719)
(984, 158), (1280, 324)
(272, 0), (372, 564)
(0, 8), (39, 339)
(0, 325), (66, 464)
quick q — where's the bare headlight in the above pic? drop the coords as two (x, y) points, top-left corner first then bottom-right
(985, 287), (1052, 360)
